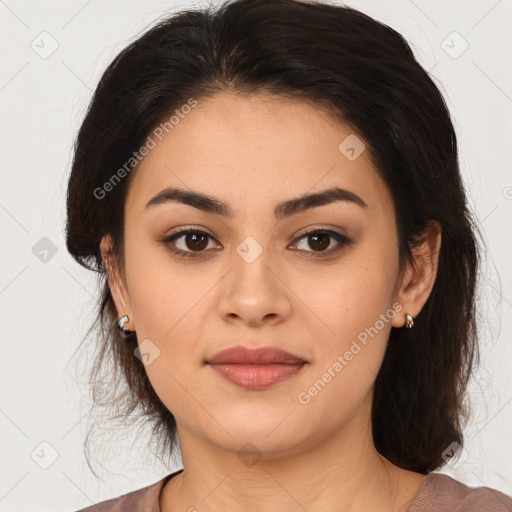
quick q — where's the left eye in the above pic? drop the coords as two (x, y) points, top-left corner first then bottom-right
(161, 228), (352, 258)
(292, 229), (352, 254)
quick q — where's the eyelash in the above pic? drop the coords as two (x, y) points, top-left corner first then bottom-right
(160, 227), (353, 259)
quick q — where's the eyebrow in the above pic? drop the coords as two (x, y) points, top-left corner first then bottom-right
(145, 186), (368, 221)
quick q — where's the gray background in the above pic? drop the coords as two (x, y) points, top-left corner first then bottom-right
(1, 0), (511, 510)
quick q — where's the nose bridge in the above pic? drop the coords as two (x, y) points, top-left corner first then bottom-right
(216, 232), (291, 325)
(230, 233), (276, 295)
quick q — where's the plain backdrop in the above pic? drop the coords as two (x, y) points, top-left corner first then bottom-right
(1, 0), (511, 510)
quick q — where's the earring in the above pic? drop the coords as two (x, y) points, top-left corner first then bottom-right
(405, 313), (414, 329)
(118, 315), (135, 335)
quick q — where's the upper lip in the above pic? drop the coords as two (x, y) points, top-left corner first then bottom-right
(207, 345), (307, 365)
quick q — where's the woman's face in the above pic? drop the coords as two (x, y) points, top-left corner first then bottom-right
(103, 92), (430, 459)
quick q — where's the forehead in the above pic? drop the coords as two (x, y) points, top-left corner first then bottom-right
(125, 92), (393, 218)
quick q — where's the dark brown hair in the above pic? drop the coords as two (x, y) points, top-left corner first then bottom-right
(65, 0), (482, 476)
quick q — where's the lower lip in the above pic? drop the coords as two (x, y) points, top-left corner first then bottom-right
(208, 363), (306, 390)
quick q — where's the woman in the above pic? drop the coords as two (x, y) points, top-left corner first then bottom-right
(66, 0), (512, 510)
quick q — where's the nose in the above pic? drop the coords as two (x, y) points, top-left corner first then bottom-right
(217, 251), (292, 328)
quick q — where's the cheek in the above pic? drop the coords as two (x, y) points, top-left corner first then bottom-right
(294, 245), (398, 392)
(123, 231), (205, 337)
(122, 235), (215, 395)
(296, 256), (395, 344)
(292, 270), (394, 424)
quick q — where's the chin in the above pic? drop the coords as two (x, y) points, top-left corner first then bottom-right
(203, 413), (315, 458)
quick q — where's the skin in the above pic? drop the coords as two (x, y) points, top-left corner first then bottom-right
(100, 91), (441, 512)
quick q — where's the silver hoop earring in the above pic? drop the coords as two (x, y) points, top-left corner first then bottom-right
(405, 313), (414, 329)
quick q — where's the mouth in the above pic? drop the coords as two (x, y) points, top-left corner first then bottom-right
(206, 345), (307, 365)
(206, 345), (307, 390)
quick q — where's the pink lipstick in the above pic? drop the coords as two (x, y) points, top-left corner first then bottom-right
(206, 345), (306, 390)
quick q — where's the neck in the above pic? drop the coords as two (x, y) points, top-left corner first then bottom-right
(160, 398), (425, 512)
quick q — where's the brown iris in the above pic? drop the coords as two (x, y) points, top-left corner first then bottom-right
(184, 233), (209, 251)
(307, 233), (330, 251)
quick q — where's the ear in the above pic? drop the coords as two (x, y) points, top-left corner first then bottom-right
(391, 220), (442, 328)
(99, 235), (135, 331)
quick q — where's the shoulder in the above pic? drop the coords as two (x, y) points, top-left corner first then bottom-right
(72, 470), (181, 512)
(410, 472), (512, 512)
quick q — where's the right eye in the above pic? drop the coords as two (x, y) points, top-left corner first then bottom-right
(161, 228), (221, 258)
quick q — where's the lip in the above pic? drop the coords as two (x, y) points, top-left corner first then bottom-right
(207, 345), (306, 365)
(206, 345), (307, 390)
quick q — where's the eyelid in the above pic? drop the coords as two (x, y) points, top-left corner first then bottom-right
(293, 225), (347, 240)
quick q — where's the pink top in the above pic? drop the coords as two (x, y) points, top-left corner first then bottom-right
(75, 469), (512, 511)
